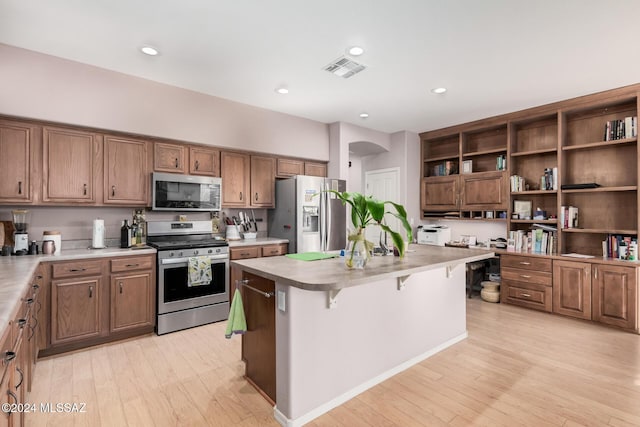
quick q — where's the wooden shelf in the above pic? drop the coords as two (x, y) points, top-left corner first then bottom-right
(511, 148), (557, 157)
(462, 147), (506, 157)
(562, 138), (637, 151)
(512, 190), (557, 195)
(561, 185), (637, 193)
(424, 154), (459, 163)
(510, 219), (558, 224)
(562, 228), (638, 235)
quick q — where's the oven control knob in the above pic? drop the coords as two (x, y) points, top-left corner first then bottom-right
(208, 249), (213, 254)
(169, 252), (174, 257)
(179, 251), (184, 257)
(194, 250), (199, 255)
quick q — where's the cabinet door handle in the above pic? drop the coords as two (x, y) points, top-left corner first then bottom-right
(255, 192), (259, 202)
(520, 274), (531, 279)
(89, 286), (93, 298)
(119, 282), (123, 294)
(175, 158), (179, 168)
(519, 261), (531, 265)
(36, 275), (43, 280)
(7, 390), (18, 406)
(17, 318), (27, 328)
(112, 185), (116, 197)
(18, 181), (22, 195)
(195, 160), (199, 170)
(521, 293), (531, 298)
(4, 351), (15, 363)
(15, 367), (24, 389)
(239, 191), (243, 201)
(83, 183), (87, 195)
(33, 283), (40, 290)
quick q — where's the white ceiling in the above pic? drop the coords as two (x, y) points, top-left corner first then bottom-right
(1, 0), (640, 134)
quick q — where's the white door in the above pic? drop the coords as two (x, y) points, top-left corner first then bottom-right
(364, 168), (400, 247)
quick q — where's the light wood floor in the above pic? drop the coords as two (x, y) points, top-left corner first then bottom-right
(28, 299), (640, 426)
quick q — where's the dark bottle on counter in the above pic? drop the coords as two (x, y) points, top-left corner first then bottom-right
(120, 220), (132, 248)
(29, 240), (38, 255)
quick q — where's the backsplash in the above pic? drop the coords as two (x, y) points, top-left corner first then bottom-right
(0, 207), (268, 248)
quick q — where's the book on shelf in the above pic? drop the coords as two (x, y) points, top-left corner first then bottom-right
(507, 228), (556, 255)
(603, 116), (637, 141)
(510, 175), (525, 192)
(496, 154), (507, 171)
(560, 205), (579, 229)
(431, 160), (458, 176)
(603, 234), (637, 259)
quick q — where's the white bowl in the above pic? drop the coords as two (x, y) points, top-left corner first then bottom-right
(243, 232), (257, 239)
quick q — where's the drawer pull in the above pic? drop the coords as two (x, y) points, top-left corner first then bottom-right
(270, 250), (278, 254)
(15, 367), (24, 389)
(125, 263), (140, 268)
(4, 351), (16, 363)
(69, 268), (87, 272)
(520, 275), (531, 279)
(519, 261), (531, 265)
(521, 293), (531, 298)
(241, 252), (251, 257)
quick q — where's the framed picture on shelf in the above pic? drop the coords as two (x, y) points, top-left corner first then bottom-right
(513, 200), (532, 220)
(462, 160), (473, 174)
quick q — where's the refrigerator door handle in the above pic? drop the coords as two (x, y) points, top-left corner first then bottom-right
(325, 183), (332, 251)
(320, 182), (326, 252)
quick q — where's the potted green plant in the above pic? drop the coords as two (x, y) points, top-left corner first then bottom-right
(327, 191), (413, 268)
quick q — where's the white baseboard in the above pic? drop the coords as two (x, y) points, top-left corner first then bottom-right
(273, 331), (468, 427)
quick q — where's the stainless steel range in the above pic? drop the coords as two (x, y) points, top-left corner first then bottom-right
(147, 220), (229, 335)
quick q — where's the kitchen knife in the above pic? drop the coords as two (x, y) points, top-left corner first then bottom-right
(251, 209), (258, 232)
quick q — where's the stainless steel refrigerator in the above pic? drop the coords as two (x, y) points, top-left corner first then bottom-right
(268, 175), (346, 253)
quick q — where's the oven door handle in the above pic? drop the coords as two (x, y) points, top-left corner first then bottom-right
(160, 254), (229, 265)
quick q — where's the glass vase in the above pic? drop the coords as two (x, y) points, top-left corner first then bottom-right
(345, 230), (370, 269)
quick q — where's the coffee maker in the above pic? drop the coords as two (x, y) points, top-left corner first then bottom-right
(12, 209), (30, 254)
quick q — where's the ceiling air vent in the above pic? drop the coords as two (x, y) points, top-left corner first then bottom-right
(323, 56), (366, 79)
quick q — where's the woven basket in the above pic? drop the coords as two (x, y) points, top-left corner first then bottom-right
(481, 281), (499, 292)
(481, 288), (500, 303)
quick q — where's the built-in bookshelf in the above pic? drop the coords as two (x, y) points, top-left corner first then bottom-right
(420, 83), (640, 259)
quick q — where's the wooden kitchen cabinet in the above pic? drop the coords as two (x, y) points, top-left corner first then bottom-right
(241, 271), (276, 404)
(42, 126), (101, 203)
(189, 145), (220, 176)
(553, 260), (592, 320)
(0, 119), (36, 203)
(250, 155), (275, 207)
(421, 176), (459, 211)
(460, 171), (508, 210)
(154, 141), (186, 173)
(0, 327), (12, 427)
(592, 264), (638, 331)
(276, 158), (304, 177)
(50, 276), (102, 345)
(229, 243), (287, 302)
(221, 151), (250, 207)
(104, 135), (149, 205)
(304, 161), (327, 177)
(500, 254), (553, 312)
(109, 256), (155, 333)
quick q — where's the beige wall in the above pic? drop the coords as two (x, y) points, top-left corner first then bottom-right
(0, 44), (329, 160)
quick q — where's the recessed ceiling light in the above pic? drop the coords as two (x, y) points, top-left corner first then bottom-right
(141, 46), (159, 56)
(275, 87), (289, 94)
(359, 112), (369, 118)
(348, 46), (365, 56)
(431, 87), (447, 94)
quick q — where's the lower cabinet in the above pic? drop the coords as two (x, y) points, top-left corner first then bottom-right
(552, 260), (592, 320)
(592, 264), (637, 330)
(45, 254), (155, 353)
(229, 243), (287, 302)
(502, 254), (639, 332)
(110, 257), (155, 333)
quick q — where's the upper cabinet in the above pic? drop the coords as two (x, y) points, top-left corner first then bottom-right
(189, 145), (220, 177)
(276, 158), (327, 178)
(154, 142), (186, 173)
(0, 119), (36, 203)
(250, 155), (275, 207)
(221, 152), (276, 208)
(221, 151), (250, 207)
(304, 161), (327, 177)
(104, 135), (149, 205)
(42, 126), (101, 204)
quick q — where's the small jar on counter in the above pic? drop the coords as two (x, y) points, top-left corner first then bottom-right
(42, 230), (61, 254)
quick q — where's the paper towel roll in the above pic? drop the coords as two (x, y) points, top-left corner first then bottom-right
(92, 219), (105, 248)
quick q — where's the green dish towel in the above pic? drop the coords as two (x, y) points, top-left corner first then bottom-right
(285, 252), (339, 261)
(225, 290), (247, 339)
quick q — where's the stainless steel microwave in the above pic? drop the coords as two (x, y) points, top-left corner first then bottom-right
(151, 172), (221, 211)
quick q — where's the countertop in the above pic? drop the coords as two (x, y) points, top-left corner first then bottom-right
(232, 244), (494, 291)
(227, 237), (288, 247)
(0, 246), (156, 330)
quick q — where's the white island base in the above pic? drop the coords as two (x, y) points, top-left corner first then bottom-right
(232, 246), (493, 426)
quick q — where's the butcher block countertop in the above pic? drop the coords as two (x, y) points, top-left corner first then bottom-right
(232, 244), (494, 291)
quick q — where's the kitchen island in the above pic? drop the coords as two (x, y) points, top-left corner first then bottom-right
(231, 244), (494, 427)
